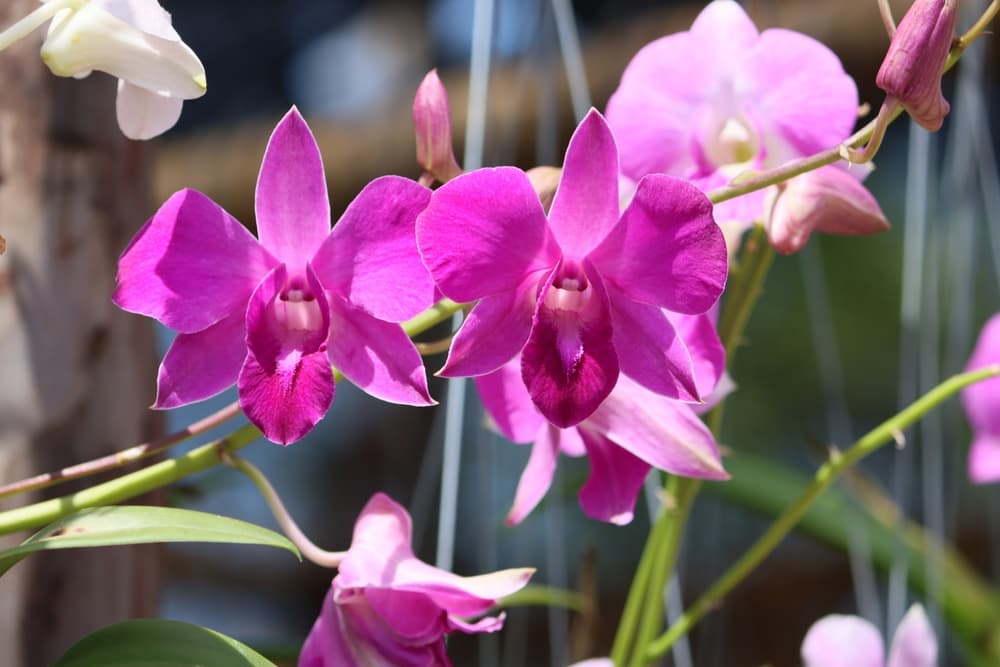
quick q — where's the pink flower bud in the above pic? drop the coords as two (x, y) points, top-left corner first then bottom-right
(766, 166), (889, 254)
(412, 69), (462, 183)
(876, 0), (959, 131)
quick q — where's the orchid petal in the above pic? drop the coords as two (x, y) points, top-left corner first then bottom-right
(609, 296), (700, 402)
(93, 0), (180, 40)
(522, 267), (618, 427)
(585, 377), (728, 480)
(689, 0), (761, 66)
(590, 174), (726, 314)
(114, 188), (276, 333)
(255, 108), (330, 271)
(439, 270), (542, 378)
(326, 296), (434, 406)
(475, 361), (545, 443)
(313, 176), (434, 322)
(363, 587), (448, 644)
(333, 587), (447, 666)
(546, 110), (621, 256)
(154, 311), (245, 408)
(887, 604), (937, 667)
(968, 433), (1000, 484)
(560, 427), (586, 457)
(417, 167), (558, 302)
(299, 587), (358, 667)
(801, 614), (885, 667)
(447, 613), (506, 635)
(506, 425), (560, 525)
(665, 311), (726, 398)
(578, 432), (650, 525)
(962, 314), (1000, 431)
(115, 81), (183, 140)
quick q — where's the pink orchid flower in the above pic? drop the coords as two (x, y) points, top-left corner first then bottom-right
(417, 109), (727, 428)
(606, 0), (859, 225)
(114, 108), (436, 445)
(801, 604), (937, 667)
(478, 313), (729, 525)
(299, 493), (534, 667)
(962, 313), (1000, 483)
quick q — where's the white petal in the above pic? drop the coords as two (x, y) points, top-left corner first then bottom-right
(116, 80), (183, 140)
(92, 0), (179, 40)
(801, 614), (885, 667)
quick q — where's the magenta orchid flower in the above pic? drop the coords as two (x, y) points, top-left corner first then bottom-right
(605, 0), (858, 225)
(478, 312), (729, 525)
(418, 109), (727, 428)
(962, 313), (1000, 483)
(299, 493), (534, 667)
(801, 604), (937, 667)
(114, 108), (436, 445)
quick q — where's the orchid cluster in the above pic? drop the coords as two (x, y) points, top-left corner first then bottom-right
(1, 0), (999, 665)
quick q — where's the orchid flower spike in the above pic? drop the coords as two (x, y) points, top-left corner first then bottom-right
(765, 165), (890, 254)
(801, 604), (938, 667)
(478, 313), (729, 526)
(114, 108), (437, 445)
(418, 109), (727, 428)
(413, 69), (462, 185)
(962, 313), (1000, 483)
(299, 493), (533, 666)
(606, 0), (858, 228)
(0, 0), (206, 139)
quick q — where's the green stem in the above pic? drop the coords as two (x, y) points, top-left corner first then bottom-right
(645, 365), (1000, 660)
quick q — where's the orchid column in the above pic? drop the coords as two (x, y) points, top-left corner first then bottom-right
(0, 1), (161, 661)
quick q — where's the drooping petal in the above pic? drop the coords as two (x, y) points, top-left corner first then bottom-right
(154, 311), (245, 408)
(362, 587), (449, 646)
(968, 433), (1000, 484)
(438, 270), (543, 378)
(417, 166), (559, 302)
(506, 425), (560, 526)
(447, 613), (507, 635)
(801, 614), (886, 667)
(546, 110), (621, 257)
(41, 2), (206, 99)
(312, 176), (434, 322)
(577, 431), (650, 525)
(665, 311), (725, 398)
(326, 295), (434, 406)
(115, 80), (183, 140)
(887, 604), (937, 667)
(743, 28), (859, 159)
(254, 108), (331, 272)
(475, 360), (545, 444)
(299, 585), (359, 667)
(521, 267), (618, 427)
(590, 174), (726, 315)
(114, 188), (277, 333)
(239, 265), (334, 445)
(584, 377), (728, 481)
(608, 296), (700, 402)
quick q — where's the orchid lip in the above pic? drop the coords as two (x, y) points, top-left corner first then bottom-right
(704, 114), (760, 170)
(275, 286), (323, 332)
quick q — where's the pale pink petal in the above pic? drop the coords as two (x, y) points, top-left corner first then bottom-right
(887, 604), (937, 667)
(665, 312), (726, 398)
(568, 660), (614, 667)
(743, 29), (858, 159)
(546, 110), (621, 257)
(417, 166), (559, 302)
(115, 81), (182, 140)
(154, 311), (245, 408)
(969, 433), (1000, 484)
(475, 361), (545, 443)
(447, 613), (506, 634)
(590, 174), (726, 314)
(688, 0), (760, 64)
(559, 427), (586, 457)
(608, 296), (700, 402)
(584, 377), (728, 481)
(94, 0), (179, 39)
(962, 314), (1000, 432)
(326, 295), (434, 406)
(506, 425), (560, 525)
(577, 432), (650, 525)
(313, 176), (434, 322)
(255, 108), (330, 271)
(438, 269), (543, 378)
(521, 267), (618, 427)
(801, 614), (885, 667)
(113, 188), (276, 333)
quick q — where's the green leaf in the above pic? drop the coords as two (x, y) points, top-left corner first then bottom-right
(0, 505), (299, 576)
(54, 619), (276, 667)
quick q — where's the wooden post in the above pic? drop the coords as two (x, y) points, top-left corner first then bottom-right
(0, 1), (162, 663)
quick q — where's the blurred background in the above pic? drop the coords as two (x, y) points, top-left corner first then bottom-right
(81, 0), (1000, 664)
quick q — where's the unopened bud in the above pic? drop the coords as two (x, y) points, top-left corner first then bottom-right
(413, 69), (462, 184)
(766, 166), (889, 254)
(876, 0), (959, 131)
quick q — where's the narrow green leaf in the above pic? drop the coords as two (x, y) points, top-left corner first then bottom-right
(54, 619), (276, 667)
(0, 505), (299, 576)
